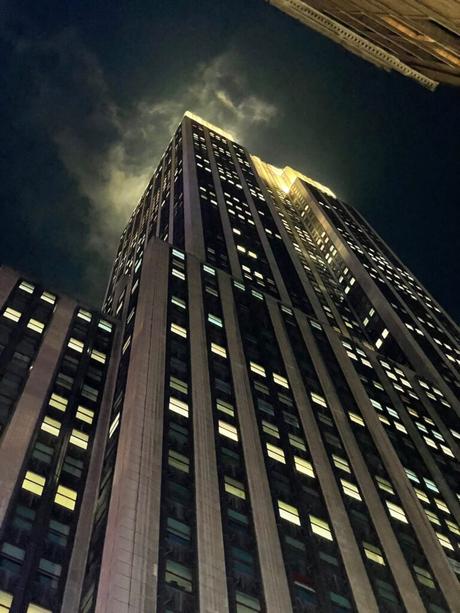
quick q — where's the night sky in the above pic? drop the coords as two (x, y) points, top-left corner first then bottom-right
(1, 1), (459, 320)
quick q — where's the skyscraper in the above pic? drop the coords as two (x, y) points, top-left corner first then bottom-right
(0, 112), (459, 613)
(0, 268), (117, 613)
(267, 1), (460, 90)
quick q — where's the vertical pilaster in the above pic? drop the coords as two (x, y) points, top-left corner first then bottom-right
(182, 117), (205, 261)
(95, 239), (169, 613)
(219, 273), (293, 613)
(0, 266), (18, 308)
(188, 257), (229, 613)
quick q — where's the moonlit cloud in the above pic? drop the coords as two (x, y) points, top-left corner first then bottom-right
(1, 17), (278, 297)
(18, 32), (277, 263)
(71, 51), (278, 260)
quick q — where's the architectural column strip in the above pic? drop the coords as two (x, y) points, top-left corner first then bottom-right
(167, 131), (176, 245)
(95, 239), (169, 613)
(219, 272), (293, 613)
(0, 296), (75, 524)
(266, 297), (379, 613)
(0, 266), (18, 309)
(294, 309), (426, 612)
(188, 256), (229, 613)
(182, 116), (205, 261)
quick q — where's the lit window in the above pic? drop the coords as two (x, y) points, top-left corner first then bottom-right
(414, 488), (429, 504)
(77, 309), (92, 322)
(168, 450), (189, 473)
(311, 392), (327, 407)
(165, 560), (192, 593)
(54, 485), (77, 510)
(170, 376), (188, 394)
(386, 501), (408, 523)
(208, 314), (223, 327)
(436, 532), (454, 550)
(49, 393), (67, 412)
(69, 429), (89, 449)
(169, 396), (189, 418)
(266, 443), (285, 463)
(41, 416), (61, 437)
(273, 373), (289, 388)
(363, 542), (385, 565)
(27, 603), (52, 612)
(3, 307), (21, 322)
(68, 338), (84, 353)
(440, 445), (454, 458)
(90, 349), (106, 364)
(333, 455), (350, 473)
(41, 291), (56, 305)
(98, 319), (112, 333)
(310, 515), (333, 540)
(75, 405), (94, 425)
(26, 318), (45, 334)
(19, 281), (35, 293)
(171, 296), (186, 309)
(413, 566), (435, 589)
(216, 398), (234, 416)
(250, 362), (266, 377)
(225, 476), (246, 499)
(294, 456), (315, 477)
(218, 420), (238, 441)
(262, 420), (279, 438)
(289, 433), (306, 451)
(173, 248), (185, 260)
(425, 510), (441, 526)
(340, 479), (361, 501)
(109, 413), (120, 438)
(424, 478), (439, 493)
(0, 590), (13, 611)
(235, 592), (260, 612)
(404, 468), (420, 484)
(171, 323), (187, 338)
(211, 342), (227, 358)
(434, 499), (450, 514)
(22, 471), (45, 496)
(278, 501), (301, 525)
(349, 412), (365, 426)
(172, 268), (185, 280)
(446, 520), (460, 536)
(122, 336), (131, 354)
(376, 476), (394, 494)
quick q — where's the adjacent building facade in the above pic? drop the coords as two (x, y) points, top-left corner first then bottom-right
(0, 268), (117, 613)
(0, 112), (459, 612)
(267, 0), (460, 90)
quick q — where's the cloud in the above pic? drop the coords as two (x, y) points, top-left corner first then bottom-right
(22, 32), (276, 245)
(2, 22), (277, 298)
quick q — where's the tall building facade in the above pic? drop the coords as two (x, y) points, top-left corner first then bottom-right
(0, 268), (117, 613)
(267, 0), (460, 90)
(0, 112), (459, 612)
